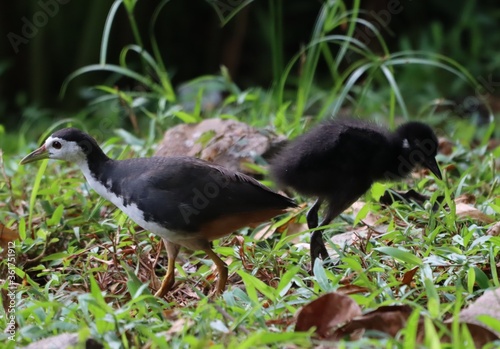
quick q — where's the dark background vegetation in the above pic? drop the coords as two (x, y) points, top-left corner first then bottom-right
(1, 0), (500, 130)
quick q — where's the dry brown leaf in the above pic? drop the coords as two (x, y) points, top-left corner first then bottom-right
(253, 223), (275, 240)
(337, 305), (413, 339)
(165, 317), (195, 340)
(0, 223), (19, 255)
(438, 323), (500, 348)
(455, 193), (477, 205)
(281, 221), (309, 241)
(253, 218), (307, 242)
(295, 289), (500, 346)
(487, 221), (500, 236)
(445, 164), (459, 174)
(434, 288), (500, 347)
(0, 223), (19, 243)
(22, 333), (102, 349)
(350, 201), (381, 226)
(438, 137), (454, 155)
(488, 138), (500, 150)
(336, 284), (371, 295)
(329, 230), (362, 247)
(455, 202), (494, 224)
(454, 288), (500, 337)
(401, 267), (419, 287)
(295, 292), (362, 339)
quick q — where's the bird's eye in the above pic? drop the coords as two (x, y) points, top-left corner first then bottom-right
(52, 141), (62, 149)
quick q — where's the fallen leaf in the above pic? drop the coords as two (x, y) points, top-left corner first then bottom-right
(280, 221), (309, 240)
(165, 317), (195, 340)
(253, 223), (275, 240)
(266, 317), (295, 327)
(453, 288), (500, 337)
(295, 292), (362, 339)
(0, 223), (19, 243)
(254, 217), (307, 242)
(329, 230), (365, 247)
(438, 137), (454, 155)
(22, 333), (103, 349)
(439, 322), (500, 348)
(455, 193), (477, 205)
(442, 163), (457, 173)
(350, 201), (382, 226)
(455, 202), (494, 224)
(401, 267), (419, 287)
(487, 221), (500, 236)
(0, 223), (19, 255)
(336, 284), (371, 295)
(488, 138), (500, 151)
(337, 305), (413, 339)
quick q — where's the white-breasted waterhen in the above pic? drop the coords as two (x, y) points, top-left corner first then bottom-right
(270, 119), (442, 266)
(20, 128), (296, 297)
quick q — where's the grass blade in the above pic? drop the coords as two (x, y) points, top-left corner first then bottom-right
(375, 247), (423, 266)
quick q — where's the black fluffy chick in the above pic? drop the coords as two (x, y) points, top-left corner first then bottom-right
(270, 119), (442, 265)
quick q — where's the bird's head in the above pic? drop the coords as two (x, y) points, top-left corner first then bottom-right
(395, 122), (442, 180)
(20, 128), (102, 165)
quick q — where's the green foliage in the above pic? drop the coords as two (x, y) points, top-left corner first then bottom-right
(1, 0), (499, 348)
(3, 110), (499, 347)
(53, 0), (489, 144)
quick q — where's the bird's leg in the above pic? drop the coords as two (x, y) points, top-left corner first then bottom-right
(154, 239), (181, 298)
(311, 186), (371, 268)
(203, 248), (228, 297)
(306, 198), (323, 229)
(310, 209), (335, 267)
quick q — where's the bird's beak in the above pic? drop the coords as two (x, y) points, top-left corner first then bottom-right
(424, 157), (442, 180)
(20, 145), (49, 165)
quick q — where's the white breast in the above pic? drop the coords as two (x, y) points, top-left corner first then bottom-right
(77, 161), (189, 244)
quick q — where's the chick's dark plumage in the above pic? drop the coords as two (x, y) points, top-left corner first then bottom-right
(272, 119), (396, 197)
(270, 118), (441, 265)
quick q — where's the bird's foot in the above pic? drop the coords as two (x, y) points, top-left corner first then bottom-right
(207, 283), (225, 299)
(310, 230), (330, 270)
(154, 275), (175, 298)
(154, 287), (170, 298)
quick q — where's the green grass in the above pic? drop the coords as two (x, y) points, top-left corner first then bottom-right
(1, 0), (500, 347)
(1, 114), (499, 348)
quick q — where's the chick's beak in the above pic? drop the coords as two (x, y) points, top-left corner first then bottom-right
(20, 145), (49, 165)
(424, 157), (442, 180)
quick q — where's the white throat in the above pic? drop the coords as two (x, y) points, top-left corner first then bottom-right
(76, 161), (181, 242)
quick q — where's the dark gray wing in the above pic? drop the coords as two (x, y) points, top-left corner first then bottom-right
(111, 157), (295, 231)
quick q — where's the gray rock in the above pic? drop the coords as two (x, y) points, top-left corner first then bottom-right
(154, 118), (286, 175)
